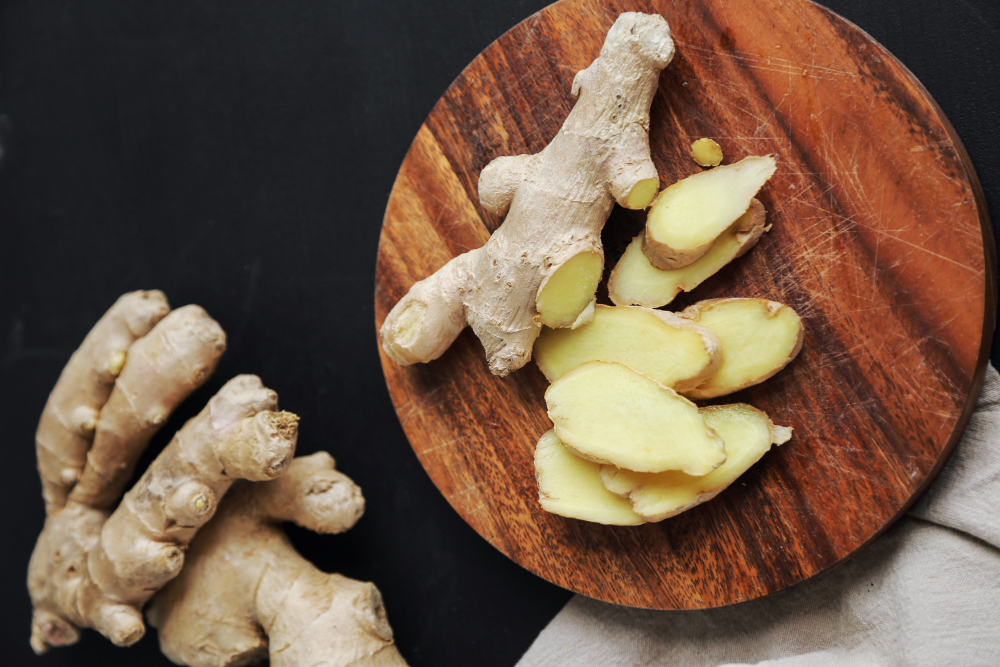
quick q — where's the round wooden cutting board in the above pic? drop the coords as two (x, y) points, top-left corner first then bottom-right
(374, 0), (995, 609)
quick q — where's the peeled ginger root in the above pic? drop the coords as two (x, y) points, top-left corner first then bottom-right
(681, 298), (803, 399)
(545, 361), (725, 474)
(643, 155), (777, 270)
(534, 430), (644, 525)
(600, 404), (791, 522)
(608, 198), (767, 308)
(533, 304), (720, 391)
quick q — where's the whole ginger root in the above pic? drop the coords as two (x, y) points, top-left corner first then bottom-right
(28, 291), (407, 667)
(380, 12), (675, 376)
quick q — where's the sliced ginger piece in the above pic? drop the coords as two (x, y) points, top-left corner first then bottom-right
(533, 305), (720, 391)
(535, 430), (645, 525)
(600, 404), (791, 521)
(681, 298), (803, 399)
(608, 199), (767, 308)
(643, 155), (777, 270)
(535, 251), (603, 328)
(691, 138), (723, 167)
(545, 361), (725, 474)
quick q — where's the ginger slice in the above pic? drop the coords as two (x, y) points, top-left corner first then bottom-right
(544, 361), (725, 474)
(533, 304), (720, 391)
(600, 404), (791, 522)
(608, 199), (767, 308)
(534, 430), (645, 525)
(642, 155), (777, 270)
(681, 298), (803, 399)
(690, 138), (723, 167)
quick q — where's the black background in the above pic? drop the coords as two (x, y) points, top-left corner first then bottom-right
(1, 1), (998, 666)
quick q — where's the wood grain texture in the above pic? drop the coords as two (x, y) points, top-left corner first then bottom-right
(374, 0), (996, 609)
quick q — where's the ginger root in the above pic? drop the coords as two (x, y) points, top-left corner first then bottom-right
(28, 291), (407, 666)
(149, 452), (407, 667)
(380, 13), (676, 376)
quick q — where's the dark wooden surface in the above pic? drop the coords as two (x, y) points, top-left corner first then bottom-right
(375, 0), (996, 609)
(3, 1), (1000, 666)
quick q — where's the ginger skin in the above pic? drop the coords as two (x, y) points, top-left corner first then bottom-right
(27, 292), (305, 652)
(380, 13), (675, 376)
(149, 452), (407, 667)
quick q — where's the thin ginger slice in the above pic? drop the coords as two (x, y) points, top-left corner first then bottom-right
(545, 361), (725, 474)
(534, 430), (645, 525)
(642, 156), (777, 270)
(600, 404), (791, 522)
(681, 298), (803, 399)
(608, 199), (767, 308)
(533, 305), (720, 391)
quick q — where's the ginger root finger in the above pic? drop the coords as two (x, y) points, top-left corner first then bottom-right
(149, 455), (407, 667)
(28, 372), (299, 651)
(609, 199), (767, 308)
(68, 304), (227, 510)
(35, 290), (170, 512)
(381, 12), (675, 376)
(643, 155), (777, 270)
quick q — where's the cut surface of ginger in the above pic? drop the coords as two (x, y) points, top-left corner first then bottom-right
(609, 199), (767, 308)
(535, 251), (604, 328)
(691, 138), (723, 167)
(545, 361), (725, 474)
(600, 403), (791, 522)
(643, 155), (777, 270)
(681, 298), (803, 399)
(533, 305), (720, 391)
(535, 430), (645, 525)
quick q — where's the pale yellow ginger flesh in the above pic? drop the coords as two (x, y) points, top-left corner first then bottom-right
(533, 305), (720, 391)
(380, 13), (675, 376)
(545, 361), (725, 474)
(534, 430), (644, 525)
(535, 251), (603, 328)
(691, 138), (723, 167)
(608, 199), (767, 308)
(600, 404), (791, 522)
(681, 298), (804, 399)
(625, 176), (661, 209)
(643, 155), (777, 270)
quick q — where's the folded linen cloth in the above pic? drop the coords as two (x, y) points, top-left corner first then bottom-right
(517, 365), (1000, 667)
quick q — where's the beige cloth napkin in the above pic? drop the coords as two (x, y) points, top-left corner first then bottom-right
(517, 366), (1000, 667)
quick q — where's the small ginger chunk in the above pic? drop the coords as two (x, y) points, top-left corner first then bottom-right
(535, 251), (604, 329)
(691, 138), (724, 167)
